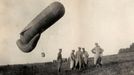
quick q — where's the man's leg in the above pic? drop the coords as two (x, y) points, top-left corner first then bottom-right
(99, 57), (102, 67)
(75, 60), (78, 70)
(79, 61), (81, 70)
(58, 62), (60, 72)
(96, 57), (100, 67)
(96, 57), (102, 67)
(72, 60), (75, 70)
(58, 61), (62, 72)
(94, 57), (97, 65)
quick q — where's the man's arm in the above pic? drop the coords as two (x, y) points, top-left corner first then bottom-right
(91, 48), (95, 54)
(100, 48), (104, 54)
(57, 53), (60, 60)
(86, 51), (89, 57)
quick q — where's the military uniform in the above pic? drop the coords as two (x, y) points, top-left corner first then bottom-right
(57, 51), (62, 72)
(92, 46), (103, 66)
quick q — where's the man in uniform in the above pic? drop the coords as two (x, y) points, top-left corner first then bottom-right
(91, 43), (104, 67)
(75, 47), (83, 70)
(82, 48), (89, 69)
(57, 49), (62, 72)
(70, 50), (76, 70)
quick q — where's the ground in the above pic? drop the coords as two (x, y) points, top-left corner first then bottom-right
(0, 52), (134, 75)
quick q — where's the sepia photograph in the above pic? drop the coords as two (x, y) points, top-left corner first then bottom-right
(0, 0), (134, 75)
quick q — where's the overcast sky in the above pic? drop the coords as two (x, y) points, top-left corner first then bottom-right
(0, 0), (134, 65)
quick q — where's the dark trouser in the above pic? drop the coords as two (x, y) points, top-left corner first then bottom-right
(83, 59), (88, 69)
(57, 60), (62, 72)
(75, 62), (81, 70)
(96, 56), (102, 67)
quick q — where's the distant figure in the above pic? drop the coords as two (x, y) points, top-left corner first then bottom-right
(70, 50), (76, 70)
(82, 48), (89, 68)
(75, 47), (83, 70)
(91, 43), (104, 67)
(41, 52), (45, 57)
(57, 49), (62, 72)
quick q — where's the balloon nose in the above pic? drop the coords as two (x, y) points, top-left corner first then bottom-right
(16, 33), (41, 53)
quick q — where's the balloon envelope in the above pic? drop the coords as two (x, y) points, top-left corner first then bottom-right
(16, 2), (65, 53)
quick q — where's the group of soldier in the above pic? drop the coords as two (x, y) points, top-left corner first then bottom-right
(57, 43), (104, 72)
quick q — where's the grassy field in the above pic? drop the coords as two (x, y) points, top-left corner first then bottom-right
(0, 52), (134, 75)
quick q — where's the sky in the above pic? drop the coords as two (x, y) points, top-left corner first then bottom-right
(0, 0), (134, 65)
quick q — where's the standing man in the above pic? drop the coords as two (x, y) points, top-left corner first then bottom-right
(82, 48), (89, 69)
(57, 49), (62, 72)
(70, 50), (76, 70)
(91, 43), (104, 67)
(75, 47), (83, 70)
